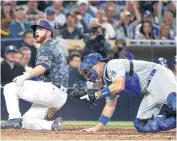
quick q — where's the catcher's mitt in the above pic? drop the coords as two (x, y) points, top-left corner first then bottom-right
(69, 84), (96, 104)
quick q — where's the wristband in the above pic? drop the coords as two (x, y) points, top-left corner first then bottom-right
(100, 87), (111, 97)
(98, 115), (110, 126)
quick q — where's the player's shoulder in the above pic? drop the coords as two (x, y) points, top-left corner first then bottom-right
(107, 59), (127, 66)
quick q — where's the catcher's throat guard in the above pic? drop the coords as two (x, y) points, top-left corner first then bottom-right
(79, 63), (98, 82)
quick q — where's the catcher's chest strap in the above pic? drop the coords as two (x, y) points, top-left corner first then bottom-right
(103, 60), (134, 79)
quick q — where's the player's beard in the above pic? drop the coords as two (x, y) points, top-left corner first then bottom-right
(35, 34), (47, 44)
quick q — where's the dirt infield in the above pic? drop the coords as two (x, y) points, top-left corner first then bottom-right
(1, 126), (176, 140)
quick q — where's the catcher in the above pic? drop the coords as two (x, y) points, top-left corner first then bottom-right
(70, 53), (176, 132)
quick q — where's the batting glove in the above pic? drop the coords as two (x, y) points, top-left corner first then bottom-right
(13, 73), (30, 87)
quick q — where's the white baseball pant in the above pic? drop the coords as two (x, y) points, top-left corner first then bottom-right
(3, 80), (67, 130)
(136, 65), (177, 119)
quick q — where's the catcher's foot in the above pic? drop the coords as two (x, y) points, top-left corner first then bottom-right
(1, 118), (22, 129)
(51, 117), (63, 131)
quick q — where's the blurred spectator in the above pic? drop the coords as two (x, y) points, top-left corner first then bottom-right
(1, 45), (25, 86)
(1, 1), (14, 38)
(68, 52), (81, 69)
(1, 1), (14, 24)
(104, 5), (117, 28)
(135, 10), (160, 38)
(67, 52), (86, 93)
(25, 0), (44, 25)
(38, 1), (53, 12)
(83, 21), (111, 58)
(14, 50), (23, 63)
(60, 13), (83, 39)
(77, 0), (93, 25)
(9, 7), (31, 38)
(71, 8), (90, 34)
(136, 21), (155, 40)
(159, 23), (174, 40)
(155, 57), (168, 68)
(63, 1), (78, 14)
(151, 1), (159, 25)
(22, 31), (37, 68)
(46, 7), (55, 27)
(19, 47), (32, 72)
(9, 0), (17, 12)
(116, 2), (141, 39)
(101, 1), (120, 21)
(163, 11), (176, 38)
(162, 1), (176, 16)
(95, 10), (116, 39)
(88, 1), (99, 17)
(45, 0), (66, 26)
(111, 39), (134, 60)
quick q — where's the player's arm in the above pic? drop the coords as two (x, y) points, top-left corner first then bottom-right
(96, 76), (125, 98)
(28, 65), (47, 77)
(81, 97), (117, 132)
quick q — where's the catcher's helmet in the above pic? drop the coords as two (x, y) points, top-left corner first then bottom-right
(31, 19), (54, 37)
(155, 57), (168, 67)
(79, 53), (108, 82)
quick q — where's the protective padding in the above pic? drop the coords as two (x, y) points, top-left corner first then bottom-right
(167, 92), (176, 111)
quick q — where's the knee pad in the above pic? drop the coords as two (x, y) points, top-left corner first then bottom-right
(133, 118), (160, 132)
(167, 92), (176, 111)
(155, 114), (176, 131)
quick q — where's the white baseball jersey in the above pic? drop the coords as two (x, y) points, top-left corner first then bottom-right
(103, 59), (177, 119)
(105, 59), (156, 92)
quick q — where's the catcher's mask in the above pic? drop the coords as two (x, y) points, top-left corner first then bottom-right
(79, 63), (98, 82)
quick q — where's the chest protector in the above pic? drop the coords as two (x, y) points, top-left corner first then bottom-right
(103, 61), (141, 96)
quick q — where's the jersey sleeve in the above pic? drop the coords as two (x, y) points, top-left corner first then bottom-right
(36, 48), (53, 70)
(107, 60), (126, 82)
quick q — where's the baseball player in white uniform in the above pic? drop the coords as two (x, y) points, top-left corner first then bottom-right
(1, 19), (68, 131)
(70, 53), (176, 132)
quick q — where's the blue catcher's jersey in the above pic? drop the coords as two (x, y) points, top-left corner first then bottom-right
(102, 59), (156, 96)
(36, 39), (68, 88)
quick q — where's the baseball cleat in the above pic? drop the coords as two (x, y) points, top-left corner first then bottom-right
(51, 117), (63, 131)
(1, 118), (22, 129)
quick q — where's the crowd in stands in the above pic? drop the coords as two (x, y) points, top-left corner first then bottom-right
(1, 0), (176, 40)
(1, 0), (176, 88)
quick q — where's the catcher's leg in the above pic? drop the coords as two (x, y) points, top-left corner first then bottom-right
(133, 94), (163, 132)
(134, 66), (177, 132)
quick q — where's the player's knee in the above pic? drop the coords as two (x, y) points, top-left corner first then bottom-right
(56, 94), (67, 108)
(133, 118), (160, 132)
(155, 114), (176, 131)
(4, 82), (16, 95)
(167, 92), (176, 110)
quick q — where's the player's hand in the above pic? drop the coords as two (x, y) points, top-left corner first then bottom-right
(13, 73), (30, 87)
(80, 126), (100, 132)
(45, 108), (59, 119)
(80, 91), (97, 103)
(69, 84), (88, 99)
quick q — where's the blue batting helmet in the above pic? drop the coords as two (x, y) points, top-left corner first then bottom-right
(79, 53), (108, 82)
(31, 19), (54, 36)
(155, 57), (168, 67)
